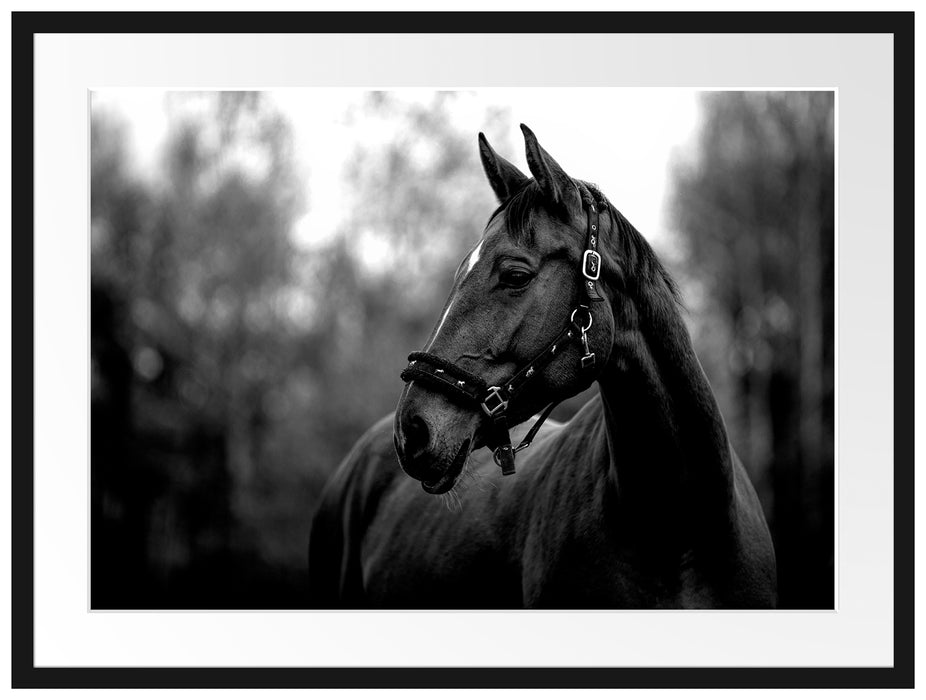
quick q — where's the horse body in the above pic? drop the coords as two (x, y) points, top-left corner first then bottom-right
(308, 125), (776, 608)
(311, 400), (774, 608)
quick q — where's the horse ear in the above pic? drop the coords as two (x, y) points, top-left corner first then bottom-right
(520, 124), (577, 211)
(478, 132), (528, 203)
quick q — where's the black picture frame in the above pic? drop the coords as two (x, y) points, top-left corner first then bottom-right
(11, 10), (914, 689)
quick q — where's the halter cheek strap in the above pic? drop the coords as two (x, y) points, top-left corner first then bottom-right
(582, 197), (605, 304)
(400, 193), (606, 475)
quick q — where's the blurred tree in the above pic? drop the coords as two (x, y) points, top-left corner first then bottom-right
(92, 93), (311, 605)
(91, 112), (161, 606)
(668, 92), (835, 608)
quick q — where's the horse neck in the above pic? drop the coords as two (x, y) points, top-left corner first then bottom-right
(595, 211), (735, 530)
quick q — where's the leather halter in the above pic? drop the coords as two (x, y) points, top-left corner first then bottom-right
(400, 190), (605, 476)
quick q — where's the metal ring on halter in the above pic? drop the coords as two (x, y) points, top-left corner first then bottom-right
(570, 307), (593, 333)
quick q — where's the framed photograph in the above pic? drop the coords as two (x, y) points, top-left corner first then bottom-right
(12, 10), (913, 689)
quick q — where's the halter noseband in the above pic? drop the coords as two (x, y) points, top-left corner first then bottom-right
(400, 190), (605, 476)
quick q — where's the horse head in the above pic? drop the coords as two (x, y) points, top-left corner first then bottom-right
(394, 125), (617, 494)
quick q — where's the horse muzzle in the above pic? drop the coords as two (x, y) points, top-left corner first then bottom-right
(393, 411), (472, 494)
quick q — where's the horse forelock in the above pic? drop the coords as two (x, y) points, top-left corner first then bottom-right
(484, 180), (542, 245)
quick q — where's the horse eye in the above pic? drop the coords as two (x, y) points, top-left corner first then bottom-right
(499, 269), (534, 289)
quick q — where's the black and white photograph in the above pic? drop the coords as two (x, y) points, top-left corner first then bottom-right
(90, 88), (835, 610)
(15, 10), (912, 688)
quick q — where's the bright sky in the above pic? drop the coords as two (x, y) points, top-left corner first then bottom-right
(92, 89), (703, 254)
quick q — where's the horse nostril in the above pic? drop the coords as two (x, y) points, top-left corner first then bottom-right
(397, 412), (442, 483)
(404, 414), (430, 461)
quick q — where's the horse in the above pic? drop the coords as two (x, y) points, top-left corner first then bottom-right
(307, 124), (777, 608)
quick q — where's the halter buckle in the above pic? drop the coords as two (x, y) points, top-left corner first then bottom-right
(582, 250), (602, 281)
(481, 386), (509, 417)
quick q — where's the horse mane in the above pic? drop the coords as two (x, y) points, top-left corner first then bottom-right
(488, 178), (680, 304)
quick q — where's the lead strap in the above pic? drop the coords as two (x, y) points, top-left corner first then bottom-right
(492, 400), (560, 475)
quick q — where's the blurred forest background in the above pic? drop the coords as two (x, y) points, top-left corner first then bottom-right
(90, 90), (834, 609)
